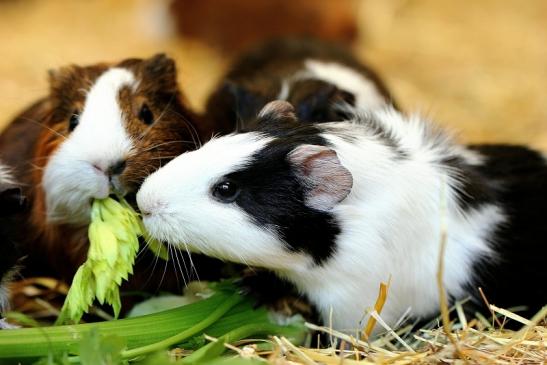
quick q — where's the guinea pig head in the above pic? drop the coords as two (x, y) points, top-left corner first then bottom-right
(39, 54), (198, 226)
(137, 101), (353, 272)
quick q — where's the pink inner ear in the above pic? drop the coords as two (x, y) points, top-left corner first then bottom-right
(289, 145), (353, 211)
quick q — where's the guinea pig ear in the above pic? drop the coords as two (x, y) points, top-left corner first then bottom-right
(47, 65), (77, 95)
(289, 144), (353, 211)
(255, 100), (299, 131)
(142, 53), (177, 90)
(258, 100), (296, 120)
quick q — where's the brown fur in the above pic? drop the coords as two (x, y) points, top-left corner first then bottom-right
(204, 38), (398, 135)
(0, 54), (222, 291)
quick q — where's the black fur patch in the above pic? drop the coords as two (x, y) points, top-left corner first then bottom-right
(374, 130), (408, 160)
(0, 186), (26, 294)
(288, 79), (355, 123)
(442, 155), (497, 211)
(223, 126), (341, 265)
(355, 113), (408, 160)
(463, 145), (547, 322)
(204, 38), (397, 135)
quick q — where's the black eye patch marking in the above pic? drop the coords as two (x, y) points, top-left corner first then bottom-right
(222, 133), (341, 265)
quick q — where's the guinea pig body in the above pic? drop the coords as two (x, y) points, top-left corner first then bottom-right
(0, 54), (220, 284)
(0, 163), (26, 313)
(138, 101), (546, 332)
(205, 38), (397, 135)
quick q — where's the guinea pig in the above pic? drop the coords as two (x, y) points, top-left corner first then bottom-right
(0, 54), (222, 285)
(0, 163), (26, 313)
(138, 100), (547, 332)
(204, 37), (397, 135)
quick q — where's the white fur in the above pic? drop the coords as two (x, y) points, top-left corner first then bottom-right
(137, 108), (505, 333)
(0, 267), (18, 313)
(42, 68), (136, 225)
(298, 59), (388, 110)
(138, 133), (314, 270)
(0, 164), (14, 188)
(277, 80), (290, 101)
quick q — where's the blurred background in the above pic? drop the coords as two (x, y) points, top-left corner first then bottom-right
(0, 0), (546, 148)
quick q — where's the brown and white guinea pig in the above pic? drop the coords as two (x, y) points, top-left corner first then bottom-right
(204, 38), (397, 135)
(0, 54), (222, 284)
(137, 100), (547, 332)
(0, 163), (26, 314)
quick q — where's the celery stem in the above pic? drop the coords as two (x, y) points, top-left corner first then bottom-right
(121, 293), (242, 360)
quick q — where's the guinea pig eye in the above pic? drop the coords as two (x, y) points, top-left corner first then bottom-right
(138, 104), (154, 125)
(212, 180), (240, 203)
(68, 111), (80, 131)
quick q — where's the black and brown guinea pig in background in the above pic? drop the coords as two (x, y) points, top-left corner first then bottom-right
(0, 163), (26, 317)
(0, 54), (224, 293)
(137, 100), (546, 333)
(204, 37), (397, 135)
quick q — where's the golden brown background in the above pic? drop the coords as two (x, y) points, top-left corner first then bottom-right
(1, 0), (546, 148)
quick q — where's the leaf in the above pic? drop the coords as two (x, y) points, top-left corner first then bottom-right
(79, 328), (126, 365)
(126, 295), (197, 318)
(58, 197), (148, 324)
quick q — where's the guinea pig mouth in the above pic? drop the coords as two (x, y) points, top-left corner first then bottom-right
(109, 175), (127, 197)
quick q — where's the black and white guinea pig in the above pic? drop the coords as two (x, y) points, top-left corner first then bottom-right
(204, 38), (397, 135)
(0, 164), (26, 313)
(138, 100), (546, 332)
(0, 54), (222, 285)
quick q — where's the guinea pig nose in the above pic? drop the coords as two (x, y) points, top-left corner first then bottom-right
(138, 198), (167, 218)
(108, 160), (126, 176)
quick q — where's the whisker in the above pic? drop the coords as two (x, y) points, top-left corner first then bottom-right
(139, 140), (195, 154)
(138, 236), (163, 290)
(155, 243), (170, 293)
(135, 237), (152, 262)
(169, 110), (202, 149)
(173, 245), (188, 287)
(182, 242), (200, 282)
(146, 155), (181, 161)
(169, 244), (181, 288)
(20, 117), (67, 140)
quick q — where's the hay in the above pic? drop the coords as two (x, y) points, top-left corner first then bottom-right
(7, 276), (546, 364)
(192, 305), (545, 365)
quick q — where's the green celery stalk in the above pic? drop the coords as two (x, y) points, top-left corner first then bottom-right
(181, 322), (306, 364)
(0, 290), (266, 359)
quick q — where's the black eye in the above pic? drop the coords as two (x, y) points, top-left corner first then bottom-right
(139, 104), (154, 125)
(212, 180), (240, 203)
(68, 110), (80, 131)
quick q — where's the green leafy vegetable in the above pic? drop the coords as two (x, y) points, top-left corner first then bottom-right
(56, 197), (165, 324)
(0, 284), (308, 364)
(78, 328), (126, 365)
